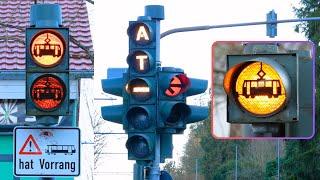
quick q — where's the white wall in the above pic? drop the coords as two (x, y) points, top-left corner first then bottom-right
(76, 78), (95, 180)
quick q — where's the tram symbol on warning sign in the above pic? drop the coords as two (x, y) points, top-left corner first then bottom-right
(19, 134), (42, 155)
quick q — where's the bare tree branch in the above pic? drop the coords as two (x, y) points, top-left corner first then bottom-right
(82, 80), (107, 170)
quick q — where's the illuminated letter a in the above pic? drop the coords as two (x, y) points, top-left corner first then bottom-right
(136, 26), (149, 41)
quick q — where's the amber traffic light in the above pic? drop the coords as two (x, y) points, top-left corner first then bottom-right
(231, 61), (287, 116)
(30, 30), (66, 67)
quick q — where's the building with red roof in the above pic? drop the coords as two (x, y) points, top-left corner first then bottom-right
(0, 1), (94, 178)
(0, 0), (93, 126)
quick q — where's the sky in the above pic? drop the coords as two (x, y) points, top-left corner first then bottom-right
(89, 0), (307, 179)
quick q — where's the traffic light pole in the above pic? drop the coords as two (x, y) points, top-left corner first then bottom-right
(145, 6), (163, 180)
(36, 116), (59, 126)
(160, 15), (320, 39)
(134, 163), (144, 180)
(149, 135), (161, 180)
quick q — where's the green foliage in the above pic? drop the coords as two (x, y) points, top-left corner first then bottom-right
(281, 140), (320, 179)
(180, 124), (204, 176)
(195, 119), (237, 179)
(294, 0), (320, 43)
(165, 103), (279, 179)
(265, 158), (282, 180)
(265, 1), (320, 179)
(294, 0), (320, 115)
(185, 115), (250, 179)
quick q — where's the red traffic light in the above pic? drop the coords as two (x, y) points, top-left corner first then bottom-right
(165, 74), (190, 97)
(30, 74), (66, 111)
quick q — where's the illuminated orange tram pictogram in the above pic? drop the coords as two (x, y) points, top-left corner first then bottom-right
(30, 75), (66, 111)
(30, 30), (66, 67)
(239, 62), (282, 98)
(234, 61), (287, 116)
(33, 33), (62, 58)
(242, 79), (281, 98)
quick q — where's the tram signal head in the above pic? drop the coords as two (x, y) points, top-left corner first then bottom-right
(30, 74), (66, 111)
(26, 27), (69, 116)
(224, 54), (298, 123)
(115, 16), (164, 162)
(127, 19), (157, 77)
(26, 28), (69, 72)
(30, 30), (66, 67)
(26, 73), (69, 116)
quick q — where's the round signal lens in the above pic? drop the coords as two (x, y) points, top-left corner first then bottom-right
(126, 136), (150, 158)
(126, 78), (151, 101)
(127, 51), (150, 74)
(30, 74), (66, 111)
(127, 107), (150, 130)
(128, 23), (151, 45)
(30, 30), (66, 67)
(165, 74), (190, 97)
(235, 62), (286, 116)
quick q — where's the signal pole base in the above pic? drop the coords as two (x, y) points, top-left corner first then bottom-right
(149, 134), (161, 180)
(149, 166), (160, 180)
(36, 116), (59, 126)
(251, 123), (283, 137)
(40, 177), (54, 180)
